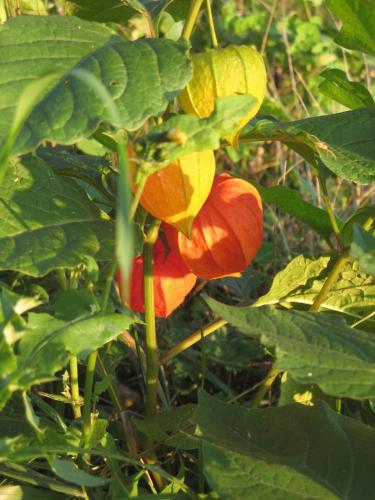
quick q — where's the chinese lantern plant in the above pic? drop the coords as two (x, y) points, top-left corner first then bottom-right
(130, 149), (216, 236)
(179, 45), (267, 147)
(165, 173), (263, 279)
(116, 236), (197, 318)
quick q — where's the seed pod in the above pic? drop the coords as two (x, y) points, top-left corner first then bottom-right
(117, 238), (197, 318)
(165, 173), (263, 280)
(179, 45), (266, 146)
(132, 150), (215, 237)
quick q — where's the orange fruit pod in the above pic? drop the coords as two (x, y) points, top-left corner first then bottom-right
(116, 238), (197, 318)
(130, 149), (216, 237)
(165, 173), (263, 280)
(179, 45), (267, 147)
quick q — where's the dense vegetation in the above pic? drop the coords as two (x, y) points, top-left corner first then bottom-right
(0, 0), (374, 498)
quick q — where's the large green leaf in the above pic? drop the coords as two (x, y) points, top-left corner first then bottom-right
(242, 108), (375, 184)
(0, 310), (136, 411)
(205, 297), (375, 399)
(0, 15), (191, 155)
(0, 155), (114, 277)
(255, 184), (341, 241)
(197, 391), (375, 499)
(319, 69), (375, 109)
(255, 256), (375, 318)
(326, 0), (375, 56)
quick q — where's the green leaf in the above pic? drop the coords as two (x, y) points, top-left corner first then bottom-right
(0, 155), (114, 277)
(197, 391), (375, 499)
(65, 0), (135, 22)
(0, 311), (137, 410)
(319, 69), (375, 109)
(255, 184), (342, 241)
(134, 404), (198, 449)
(205, 297), (375, 399)
(242, 108), (375, 184)
(0, 15), (191, 155)
(351, 224), (375, 275)
(137, 95), (256, 172)
(255, 255), (375, 318)
(52, 458), (107, 487)
(21, 312), (137, 362)
(326, 0), (375, 56)
(255, 255), (330, 307)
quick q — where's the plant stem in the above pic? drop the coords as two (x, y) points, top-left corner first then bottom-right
(250, 367), (280, 408)
(143, 237), (159, 419)
(316, 169), (341, 238)
(161, 318), (227, 364)
(129, 175), (147, 221)
(181, 0), (205, 40)
(82, 350), (98, 445)
(101, 259), (117, 312)
(69, 355), (81, 419)
(309, 251), (349, 312)
(206, 0), (218, 48)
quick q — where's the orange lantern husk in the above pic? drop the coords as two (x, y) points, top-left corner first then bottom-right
(130, 149), (215, 237)
(165, 173), (263, 280)
(117, 238), (197, 318)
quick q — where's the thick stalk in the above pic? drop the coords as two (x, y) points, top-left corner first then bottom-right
(143, 241), (159, 419)
(69, 355), (81, 419)
(181, 0), (205, 40)
(161, 319), (227, 364)
(82, 350), (98, 445)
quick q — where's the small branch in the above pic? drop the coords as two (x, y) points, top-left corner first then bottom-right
(250, 367), (280, 408)
(69, 355), (82, 419)
(161, 318), (227, 364)
(181, 0), (205, 40)
(206, 0), (218, 48)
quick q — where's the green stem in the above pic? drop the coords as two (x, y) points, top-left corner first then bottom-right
(69, 355), (81, 419)
(317, 169), (341, 238)
(56, 269), (67, 290)
(82, 350), (98, 445)
(129, 175), (147, 221)
(206, 0), (218, 48)
(309, 252), (349, 312)
(181, 0), (205, 40)
(250, 367), (280, 409)
(143, 239), (159, 419)
(161, 318), (227, 364)
(101, 259), (117, 312)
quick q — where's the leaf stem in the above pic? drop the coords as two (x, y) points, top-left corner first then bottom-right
(129, 174), (147, 221)
(206, 0), (218, 48)
(309, 251), (349, 312)
(69, 355), (81, 419)
(161, 318), (227, 364)
(181, 0), (205, 40)
(82, 350), (98, 446)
